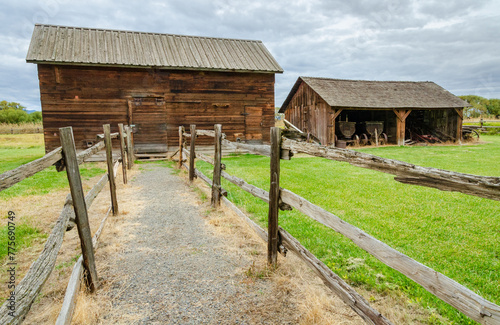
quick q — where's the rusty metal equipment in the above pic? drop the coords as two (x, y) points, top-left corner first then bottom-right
(361, 121), (387, 145)
(336, 121), (360, 146)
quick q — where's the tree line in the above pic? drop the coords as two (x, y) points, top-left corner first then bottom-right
(0, 101), (42, 124)
(459, 95), (500, 118)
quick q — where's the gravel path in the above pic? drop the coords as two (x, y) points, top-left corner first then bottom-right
(98, 164), (299, 324)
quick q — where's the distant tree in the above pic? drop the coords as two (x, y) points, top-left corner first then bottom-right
(0, 100), (42, 124)
(460, 95), (500, 118)
(0, 100), (26, 111)
(0, 109), (30, 124)
(487, 99), (500, 118)
(29, 111), (43, 122)
(460, 95), (488, 118)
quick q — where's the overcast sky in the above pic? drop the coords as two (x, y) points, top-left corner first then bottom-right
(1, 0), (499, 111)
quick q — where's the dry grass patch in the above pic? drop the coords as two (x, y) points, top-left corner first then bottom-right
(11, 165), (140, 324)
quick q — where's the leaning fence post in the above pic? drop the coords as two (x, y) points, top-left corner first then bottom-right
(211, 124), (222, 207)
(104, 124), (119, 215)
(125, 126), (134, 169)
(118, 124), (128, 184)
(178, 126), (184, 169)
(189, 124), (196, 182)
(268, 127), (281, 267)
(59, 127), (99, 292)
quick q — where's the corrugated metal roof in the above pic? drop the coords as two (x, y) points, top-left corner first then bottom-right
(279, 77), (470, 112)
(26, 24), (283, 73)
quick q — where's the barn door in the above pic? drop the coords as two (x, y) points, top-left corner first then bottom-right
(244, 106), (263, 142)
(130, 98), (167, 153)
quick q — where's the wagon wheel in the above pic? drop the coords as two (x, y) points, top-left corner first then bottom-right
(361, 133), (369, 145)
(353, 134), (360, 146)
(379, 133), (388, 145)
(463, 129), (480, 141)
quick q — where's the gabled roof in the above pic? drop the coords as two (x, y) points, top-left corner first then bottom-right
(279, 77), (470, 112)
(26, 24), (283, 73)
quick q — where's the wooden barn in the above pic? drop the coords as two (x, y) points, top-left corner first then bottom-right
(279, 77), (471, 146)
(26, 24), (283, 154)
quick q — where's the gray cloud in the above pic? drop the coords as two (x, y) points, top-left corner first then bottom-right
(0, 0), (499, 110)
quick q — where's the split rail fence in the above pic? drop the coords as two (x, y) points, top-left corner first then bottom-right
(0, 123), (134, 325)
(179, 124), (500, 325)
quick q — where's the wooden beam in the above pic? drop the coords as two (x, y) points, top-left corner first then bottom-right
(103, 125), (118, 215)
(67, 173), (109, 230)
(196, 152), (215, 165)
(0, 147), (62, 192)
(118, 124), (128, 184)
(221, 139), (271, 157)
(127, 100), (133, 126)
(268, 127), (281, 267)
(329, 109), (343, 146)
(196, 129), (216, 137)
(455, 108), (464, 143)
(59, 127), (98, 292)
(281, 139), (500, 201)
(125, 126), (134, 169)
(211, 124), (222, 207)
(189, 125), (196, 182)
(279, 227), (392, 325)
(393, 109), (411, 145)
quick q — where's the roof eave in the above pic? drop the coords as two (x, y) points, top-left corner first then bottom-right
(26, 60), (283, 74)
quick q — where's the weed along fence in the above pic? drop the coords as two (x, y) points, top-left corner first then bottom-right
(0, 123), (134, 325)
(179, 124), (500, 325)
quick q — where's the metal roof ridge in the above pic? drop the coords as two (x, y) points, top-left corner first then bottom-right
(33, 24), (265, 43)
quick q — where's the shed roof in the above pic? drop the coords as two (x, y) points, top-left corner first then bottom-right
(279, 77), (470, 112)
(26, 24), (283, 73)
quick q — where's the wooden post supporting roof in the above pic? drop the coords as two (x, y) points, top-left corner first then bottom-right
(328, 109), (343, 146)
(455, 108), (463, 143)
(393, 109), (412, 146)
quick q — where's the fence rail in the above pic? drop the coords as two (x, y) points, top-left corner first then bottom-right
(0, 124), (133, 325)
(178, 124), (500, 325)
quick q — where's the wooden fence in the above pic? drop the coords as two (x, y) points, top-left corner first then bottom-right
(179, 124), (500, 325)
(0, 124), (134, 325)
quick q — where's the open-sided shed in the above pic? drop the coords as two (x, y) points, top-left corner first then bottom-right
(26, 24), (283, 153)
(279, 77), (470, 146)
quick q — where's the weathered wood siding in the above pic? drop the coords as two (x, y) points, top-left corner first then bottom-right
(283, 82), (331, 145)
(38, 65), (275, 152)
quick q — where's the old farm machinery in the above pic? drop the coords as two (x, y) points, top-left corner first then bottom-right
(336, 120), (388, 146)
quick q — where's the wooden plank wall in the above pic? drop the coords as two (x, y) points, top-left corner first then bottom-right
(283, 82), (330, 145)
(38, 65), (275, 152)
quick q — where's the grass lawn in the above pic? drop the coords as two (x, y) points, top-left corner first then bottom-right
(196, 135), (500, 324)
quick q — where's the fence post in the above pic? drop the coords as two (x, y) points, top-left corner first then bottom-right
(211, 124), (222, 207)
(126, 126), (134, 169)
(189, 124), (196, 182)
(59, 127), (99, 292)
(104, 124), (119, 215)
(118, 124), (128, 184)
(178, 126), (184, 169)
(268, 127), (281, 267)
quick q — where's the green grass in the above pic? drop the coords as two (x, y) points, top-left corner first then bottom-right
(196, 135), (500, 324)
(0, 222), (46, 260)
(0, 134), (106, 200)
